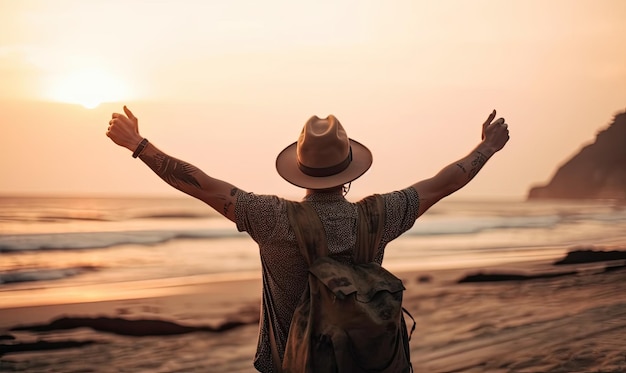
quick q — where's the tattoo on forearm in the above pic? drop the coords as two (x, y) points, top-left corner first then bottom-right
(142, 153), (202, 189)
(222, 188), (239, 216)
(223, 201), (233, 216)
(468, 151), (488, 179)
(456, 163), (467, 173)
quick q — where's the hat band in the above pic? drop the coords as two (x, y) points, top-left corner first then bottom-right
(297, 147), (353, 178)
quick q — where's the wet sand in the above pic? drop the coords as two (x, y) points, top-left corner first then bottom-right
(2, 249), (626, 372)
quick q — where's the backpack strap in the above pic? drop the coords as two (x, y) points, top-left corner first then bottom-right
(285, 200), (329, 265)
(353, 194), (385, 263)
(268, 201), (327, 372)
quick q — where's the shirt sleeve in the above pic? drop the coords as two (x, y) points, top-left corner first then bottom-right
(380, 187), (420, 246)
(234, 191), (284, 245)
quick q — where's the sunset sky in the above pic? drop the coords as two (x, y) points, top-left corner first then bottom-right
(1, 0), (625, 200)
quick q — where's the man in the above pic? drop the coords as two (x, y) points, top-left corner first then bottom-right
(106, 107), (509, 372)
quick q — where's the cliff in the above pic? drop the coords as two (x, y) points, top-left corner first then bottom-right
(528, 109), (626, 200)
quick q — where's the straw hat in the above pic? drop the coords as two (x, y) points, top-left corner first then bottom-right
(276, 115), (372, 189)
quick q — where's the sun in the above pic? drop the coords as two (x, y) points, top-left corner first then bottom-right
(46, 68), (130, 109)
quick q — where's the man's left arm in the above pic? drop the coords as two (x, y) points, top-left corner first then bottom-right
(411, 110), (510, 217)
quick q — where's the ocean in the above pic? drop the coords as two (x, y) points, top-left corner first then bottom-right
(1, 195), (626, 308)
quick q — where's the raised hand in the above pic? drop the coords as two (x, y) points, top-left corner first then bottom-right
(106, 106), (144, 151)
(481, 109), (510, 153)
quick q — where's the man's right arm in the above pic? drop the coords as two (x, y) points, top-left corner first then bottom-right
(106, 106), (240, 222)
(137, 143), (241, 222)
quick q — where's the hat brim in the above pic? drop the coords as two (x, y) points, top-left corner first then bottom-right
(275, 139), (372, 189)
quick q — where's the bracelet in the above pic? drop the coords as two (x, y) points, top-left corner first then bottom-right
(132, 138), (149, 158)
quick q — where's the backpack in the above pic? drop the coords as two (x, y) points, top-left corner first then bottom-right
(271, 194), (414, 373)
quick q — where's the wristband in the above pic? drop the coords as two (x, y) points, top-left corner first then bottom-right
(132, 138), (149, 158)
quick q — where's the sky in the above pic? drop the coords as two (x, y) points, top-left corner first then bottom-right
(1, 0), (625, 200)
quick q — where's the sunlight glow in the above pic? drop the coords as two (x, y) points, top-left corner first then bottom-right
(46, 68), (130, 109)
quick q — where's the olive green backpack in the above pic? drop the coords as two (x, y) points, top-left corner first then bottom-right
(271, 194), (414, 373)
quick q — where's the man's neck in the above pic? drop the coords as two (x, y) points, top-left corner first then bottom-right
(305, 186), (343, 197)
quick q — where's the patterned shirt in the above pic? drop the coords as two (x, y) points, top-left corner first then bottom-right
(235, 187), (420, 373)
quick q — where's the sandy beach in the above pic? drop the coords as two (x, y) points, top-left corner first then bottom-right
(1, 247), (625, 373)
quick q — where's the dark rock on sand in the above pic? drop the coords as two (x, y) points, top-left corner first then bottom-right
(528, 109), (626, 200)
(457, 270), (577, 283)
(0, 340), (98, 357)
(10, 316), (257, 337)
(553, 249), (626, 265)
(417, 275), (432, 283)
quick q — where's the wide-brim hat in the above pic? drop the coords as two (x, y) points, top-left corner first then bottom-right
(276, 115), (372, 189)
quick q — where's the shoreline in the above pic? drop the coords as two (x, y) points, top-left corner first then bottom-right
(0, 256), (560, 318)
(2, 247), (624, 326)
(2, 248), (626, 372)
